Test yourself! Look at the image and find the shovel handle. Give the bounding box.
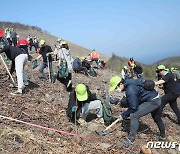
[0,54,15,84]
[104,118,120,132]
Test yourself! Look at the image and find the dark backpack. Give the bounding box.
[143,79,155,91]
[88,67,97,77]
[57,60,69,78]
[101,98,114,125]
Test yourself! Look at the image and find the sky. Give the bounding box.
[1,0,180,64]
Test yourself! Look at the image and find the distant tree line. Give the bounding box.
[106,54,156,79]
[0,21,50,34]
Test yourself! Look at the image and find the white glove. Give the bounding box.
[119,115,123,121]
[46,53,50,56]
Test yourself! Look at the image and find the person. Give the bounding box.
[109,76,165,147]
[57,38,63,49]
[53,44,59,61]
[57,41,73,91]
[0,28,7,48]
[66,83,104,125]
[28,35,34,52]
[10,29,17,46]
[99,58,106,69]
[121,66,129,79]
[0,28,5,43]
[128,58,135,78]
[17,39,31,61]
[133,64,144,81]
[155,65,180,124]
[73,57,89,76]
[90,49,99,68]
[35,39,55,83]
[86,53,92,62]
[171,67,180,82]
[82,57,91,70]
[33,36,39,51]
[0,45,29,95]
[5,28,12,45]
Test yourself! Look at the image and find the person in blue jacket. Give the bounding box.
[72,57,88,76]
[109,76,165,148]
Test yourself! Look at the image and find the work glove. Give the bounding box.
[46,53,51,56]
[72,106,77,112]
[119,115,123,121]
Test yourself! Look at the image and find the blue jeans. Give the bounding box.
[39,62,54,82]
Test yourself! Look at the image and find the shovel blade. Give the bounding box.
[96,130,106,136]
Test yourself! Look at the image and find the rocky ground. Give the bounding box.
[0,53,180,154]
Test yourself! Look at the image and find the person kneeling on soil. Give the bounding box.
[109,76,165,148]
[66,84,104,125]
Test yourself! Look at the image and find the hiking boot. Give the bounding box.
[77,118,87,125]
[121,137,134,148]
[95,117,104,125]
[10,91,22,96]
[157,135,166,141]
[24,81,29,86]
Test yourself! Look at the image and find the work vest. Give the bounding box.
[91,51,99,59]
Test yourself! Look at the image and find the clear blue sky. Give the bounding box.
[1,0,180,64]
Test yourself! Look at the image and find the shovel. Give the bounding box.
[47,57,51,83]
[96,118,120,136]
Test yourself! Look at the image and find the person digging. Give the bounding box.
[109,76,165,148]
[66,83,104,125]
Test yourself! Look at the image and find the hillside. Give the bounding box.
[0,22,180,153]
[0,56,180,153]
[153,56,180,69]
[0,21,109,61]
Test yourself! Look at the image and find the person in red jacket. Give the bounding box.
[0,28,4,38]
[0,28,6,49]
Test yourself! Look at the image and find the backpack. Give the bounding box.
[57,60,69,78]
[88,67,97,77]
[143,79,155,91]
[101,98,114,125]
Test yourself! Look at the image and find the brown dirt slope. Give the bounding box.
[0,53,180,153]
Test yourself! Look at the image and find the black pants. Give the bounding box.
[160,93,180,122]
[57,73,72,92]
[74,67,88,76]
[7,38,12,45]
[128,98,166,141]
[12,38,17,46]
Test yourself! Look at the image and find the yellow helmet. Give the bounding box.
[61,41,67,45]
[81,57,85,60]
[124,66,128,70]
[75,84,88,101]
[57,38,62,42]
[157,65,166,70]
[40,39,45,45]
[109,76,122,92]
